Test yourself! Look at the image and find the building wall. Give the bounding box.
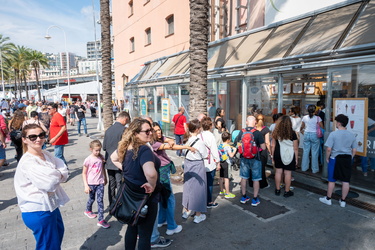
[112,0,191,102]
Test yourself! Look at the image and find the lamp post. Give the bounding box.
[92,0,103,131]
[0,48,5,98]
[45,25,71,102]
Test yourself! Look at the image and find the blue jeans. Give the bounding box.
[151,204,160,243]
[361,157,375,173]
[158,184,178,230]
[301,132,320,173]
[77,117,88,134]
[206,169,216,205]
[175,134,183,156]
[54,145,67,166]
[22,208,64,250]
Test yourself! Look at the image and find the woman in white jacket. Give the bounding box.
[200,117,221,208]
[14,124,69,250]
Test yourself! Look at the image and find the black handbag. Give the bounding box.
[109,179,150,226]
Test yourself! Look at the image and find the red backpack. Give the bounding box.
[237,128,258,159]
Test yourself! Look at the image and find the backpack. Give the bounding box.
[218,143,229,162]
[237,128,258,159]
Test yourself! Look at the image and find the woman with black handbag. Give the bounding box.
[111,118,160,250]
[9,110,25,162]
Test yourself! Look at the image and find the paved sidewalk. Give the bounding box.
[1,117,375,250]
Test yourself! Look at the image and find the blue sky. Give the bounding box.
[0,0,101,57]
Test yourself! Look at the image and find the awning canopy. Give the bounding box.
[128,0,375,86]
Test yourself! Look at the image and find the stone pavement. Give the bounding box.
[1,117,375,250]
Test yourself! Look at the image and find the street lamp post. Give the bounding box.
[92,0,103,131]
[45,25,71,102]
[0,48,5,98]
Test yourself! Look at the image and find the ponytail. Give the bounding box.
[307,105,316,119]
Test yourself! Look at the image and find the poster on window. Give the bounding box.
[161,98,170,123]
[333,98,368,156]
[139,98,148,116]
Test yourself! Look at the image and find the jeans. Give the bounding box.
[125,201,157,249]
[239,158,262,181]
[22,208,64,250]
[54,145,67,165]
[301,132,320,173]
[77,117,88,134]
[206,169,216,205]
[158,184,178,230]
[107,169,123,205]
[175,134,183,156]
[361,157,375,173]
[151,204,160,243]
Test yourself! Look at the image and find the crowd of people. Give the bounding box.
[9,97,358,249]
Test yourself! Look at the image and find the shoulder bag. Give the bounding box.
[316,117,323,138]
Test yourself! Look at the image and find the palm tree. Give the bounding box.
[9,45,30,99]
[0,34,15,97]
[28,50,49,101]
[189,0,209,118]
[100,0,113,130]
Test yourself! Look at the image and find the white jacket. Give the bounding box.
[14,151,70,212]
[200,130,220,172]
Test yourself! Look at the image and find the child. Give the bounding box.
[218,131,236,199]
[82,140,110,228]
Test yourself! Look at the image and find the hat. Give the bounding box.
[18,103,27,108]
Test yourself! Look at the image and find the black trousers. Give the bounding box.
[107,169,123,205]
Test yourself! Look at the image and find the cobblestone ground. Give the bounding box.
[1,117,375,250]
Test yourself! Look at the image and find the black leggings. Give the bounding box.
[125,201,158,250]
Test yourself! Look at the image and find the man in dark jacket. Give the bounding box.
[103,111,130,204]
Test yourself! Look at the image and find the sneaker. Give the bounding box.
[251,197,260,207]
[193,214,206,224]
[151,237,172,248]
[182,210,192,219]
[284,191,294,197]
[240,196,250,204]
[225,193,236,199]
[275,189,281,196]
[166,225,182,235]
[86,134,90,137]
[84,211,97,219]
[339,199,346,208]
[79,133,82,137]
[207,203,219,208]
[290,186,295,191]
[364,172,368,177]
[97,220,110,229]
[157,221,167,228]
[219,190,226,195]
[319,196,332,205]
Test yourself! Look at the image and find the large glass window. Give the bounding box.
[164,85,179,137]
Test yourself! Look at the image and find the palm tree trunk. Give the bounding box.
[13,70,18,100]
[189,0,209,119]
[17,72,22,99]
[34,68,42,101]
[100,0,113,130]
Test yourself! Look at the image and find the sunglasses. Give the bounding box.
[139,129,153,135]
[26,132,47,141]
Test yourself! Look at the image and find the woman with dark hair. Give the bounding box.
[111,118,160,249]
[9,110,26,161]
[14,124,69,249]
[289,106,302,141]
[151,122,195,235]
[214,108,226,132]
[300,105,323,173]
[182,119,208,224]
[271,116,298,197]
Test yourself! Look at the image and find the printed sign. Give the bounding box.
[162,98,170,123]
[333,98,368,156]
[139,98,147,116]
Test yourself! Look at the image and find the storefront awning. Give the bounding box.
[160,53,189,77]
[208,36,246,69]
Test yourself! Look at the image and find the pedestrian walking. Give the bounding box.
[75,100,89,137]
[14,124,69,250]
[82,140,110,228]
[172,107,187,157]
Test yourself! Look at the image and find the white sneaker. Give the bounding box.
[182,210,192,219]
[166,225,182,235]
[193,214,206,224]
[319,196,332,205]
[157,221,167,228]
[339,199,346,208]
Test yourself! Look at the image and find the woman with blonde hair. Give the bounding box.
[271,116,298,197]
[9,110,26,161]
[111,118,160,249]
